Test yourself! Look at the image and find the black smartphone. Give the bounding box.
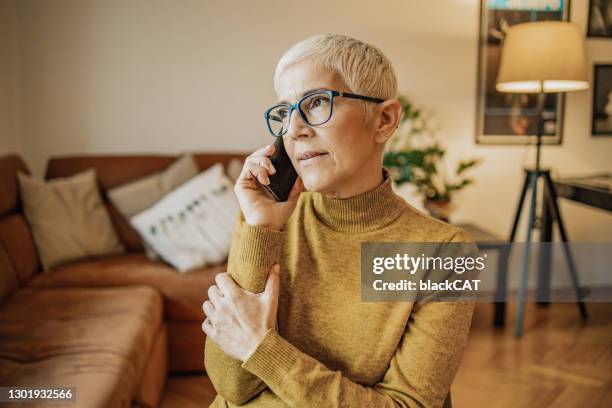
[255,136,298,202]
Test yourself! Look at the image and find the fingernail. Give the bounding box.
[274,264,280,273]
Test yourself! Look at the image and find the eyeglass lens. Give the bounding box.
[267,92,332,136]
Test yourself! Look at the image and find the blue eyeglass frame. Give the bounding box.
[264,90,385,137]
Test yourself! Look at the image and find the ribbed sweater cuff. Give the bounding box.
[238,218,286,267]
[241,328,298,387]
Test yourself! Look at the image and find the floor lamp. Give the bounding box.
[495,21,590,337]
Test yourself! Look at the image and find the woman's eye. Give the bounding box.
[308,96,329,110]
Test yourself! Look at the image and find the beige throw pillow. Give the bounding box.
[226,157,244,184]
[108,154,199,217]
[18,168,125,271]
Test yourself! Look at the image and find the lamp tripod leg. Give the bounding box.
[515,170,539,337]
[509,171,531,242]
[542,172,588,320]
[495,170,531,327]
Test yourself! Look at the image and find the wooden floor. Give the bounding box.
[159,302,612,408]
[453,301,612,408]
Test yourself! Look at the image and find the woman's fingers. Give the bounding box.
[261,156,276,174]
[234,143,284,209]
[238,144,276,185]
[249,150,276,174]
[250,143,274,159]
[202,317,215,335]
[202,299,215,318]
[237,159,264,185]
[249,163,269,185]
[245,157,274,185]
[250,155,275,175]
[208,285,224,306]
[245,144,273,167]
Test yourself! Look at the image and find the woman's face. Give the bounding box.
[275,60,384,197]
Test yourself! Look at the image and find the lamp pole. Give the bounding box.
[535,80,545,175]
[515,82,544,337]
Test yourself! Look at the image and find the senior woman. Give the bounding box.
[202,33,476,408]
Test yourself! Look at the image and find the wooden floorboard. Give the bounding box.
[160,302,612,407]
[453,301,612,408]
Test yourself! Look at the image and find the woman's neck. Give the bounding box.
[321,162,384,199]
[310,166,407,233]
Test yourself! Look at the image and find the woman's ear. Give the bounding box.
[374,98,403,143]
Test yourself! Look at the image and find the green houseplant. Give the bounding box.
[383,95,481,222]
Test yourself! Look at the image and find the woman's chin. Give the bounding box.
[300,174,331,193]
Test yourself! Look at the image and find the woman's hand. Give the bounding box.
[234,143,304,231]
[202,264,281,362]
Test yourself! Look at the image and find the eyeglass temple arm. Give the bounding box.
[336,91,385,104]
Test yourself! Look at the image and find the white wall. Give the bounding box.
[4,0,612,241]
[0,0,20,155]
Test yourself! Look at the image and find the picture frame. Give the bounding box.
[592,64,612,136]
[475,0,571,145]
[587,0,612,38]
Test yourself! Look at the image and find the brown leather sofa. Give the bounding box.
[0,152,247,407]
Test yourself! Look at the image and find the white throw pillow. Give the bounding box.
[130,163,239,273]
[108,154,200,261]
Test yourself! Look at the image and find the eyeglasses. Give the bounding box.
[264,90,385,137]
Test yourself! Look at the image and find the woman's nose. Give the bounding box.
[287,109,314,140]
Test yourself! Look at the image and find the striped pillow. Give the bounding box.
[130,163,239,272]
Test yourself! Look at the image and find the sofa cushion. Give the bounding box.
[0,213,40,283]
[0,286,163,408]
[0,154,30,216]
[0,354,134,407]
[0,243,18,303]
[17,169,126,270]
[27,252,224,321]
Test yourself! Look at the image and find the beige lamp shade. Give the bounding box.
[496,21,589,93]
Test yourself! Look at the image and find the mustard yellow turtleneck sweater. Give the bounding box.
[204,167,476,408]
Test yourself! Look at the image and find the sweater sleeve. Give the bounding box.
[204,210,286,405]
[239,229,477,408]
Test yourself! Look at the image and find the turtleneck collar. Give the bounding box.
[310,167,407,233]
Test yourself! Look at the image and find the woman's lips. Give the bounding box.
[299,152,328,166]
[297,151,326,160]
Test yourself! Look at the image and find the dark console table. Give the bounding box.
[537,173,612,303]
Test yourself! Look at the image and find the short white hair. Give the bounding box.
[273,33,398,122]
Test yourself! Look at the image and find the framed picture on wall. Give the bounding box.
[587,0,612,38]
[592,65,612,136]
[475,0,571,145]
